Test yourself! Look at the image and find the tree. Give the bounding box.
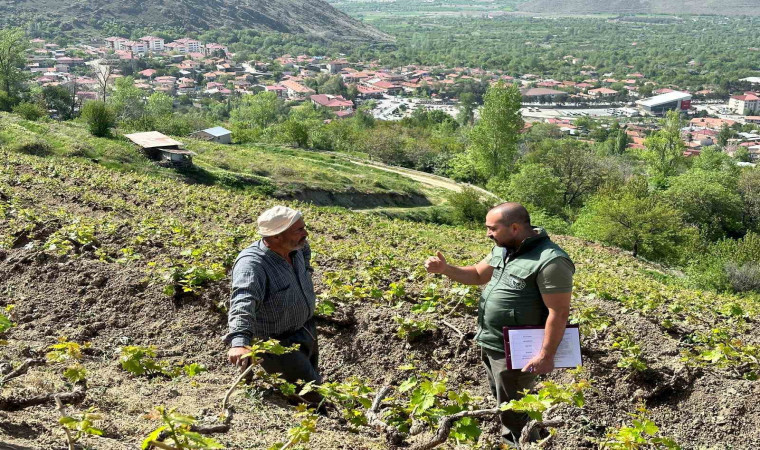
[80,101,116,137]
[0,28,28,100]
[572,179,694,262]
[739,169,760,232]
[717,123,735,147]
[457,92,476,126]
[467,82,523,180]
[526,139,615,208]
[94,61,115,102]
[109,76,145,122]
[640,110,686,184]
[692,146,739,178]
[42,84,77,120]
[230,91,282,132]
[734,146,751,163]
[664,169,744,241]
[146,92,174,118]
[493,163,563,215]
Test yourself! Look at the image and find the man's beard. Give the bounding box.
[293,238,308,250]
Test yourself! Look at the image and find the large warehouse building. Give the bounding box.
[636,91,692,116]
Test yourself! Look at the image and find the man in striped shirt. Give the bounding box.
[225,206,321,385]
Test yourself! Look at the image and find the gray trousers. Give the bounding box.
[260,320,322,385]
[481,346,537,441]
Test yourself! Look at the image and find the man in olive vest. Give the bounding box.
[424,202,574,447]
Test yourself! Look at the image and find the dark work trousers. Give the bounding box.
[260,319,322,385]
[481,346,537,442]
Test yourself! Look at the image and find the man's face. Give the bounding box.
[277,218,309,251]
[485,210,518,248]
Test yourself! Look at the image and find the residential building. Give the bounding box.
[327,59,349,74]
[521,87,568,102]
[588,87,619,97]
[205,43,229,56]
[310,94,353,112]
[729,92,760,114]
[265,85,288,99]
[280,79,316,99]
[140,36,165,52]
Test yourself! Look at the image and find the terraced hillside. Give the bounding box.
[0,113,441,210]
[1,123,759,449]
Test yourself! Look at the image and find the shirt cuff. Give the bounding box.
[230,335,251,348]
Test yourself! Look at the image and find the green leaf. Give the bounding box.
[182,363,207,377]
[59,416,78,426]
[63,365,87,383]
[141,426,167,450]
[398,376,418,393]
[0,313,14,333]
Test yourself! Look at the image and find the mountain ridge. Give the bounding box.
[0,0,391,42]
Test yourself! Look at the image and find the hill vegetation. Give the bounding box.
[0,0,390,42]
[517,0,760,16]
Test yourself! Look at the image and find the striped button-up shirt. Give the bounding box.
[225,240,316,347]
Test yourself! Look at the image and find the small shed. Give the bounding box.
[124,131,194,168]
[190,126,232,144]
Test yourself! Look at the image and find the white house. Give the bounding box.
[140,36,165,52]
[173,38,202,54]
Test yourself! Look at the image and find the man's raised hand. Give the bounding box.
[424,251,448,274]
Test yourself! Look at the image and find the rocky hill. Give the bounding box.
[517,0,760,16]
[0,0,390,41]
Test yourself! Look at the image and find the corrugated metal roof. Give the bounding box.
[636,91,691,108]
[124,131,183,149]
[201,126,232,137]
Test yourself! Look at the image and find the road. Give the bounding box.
[333,153,501,200]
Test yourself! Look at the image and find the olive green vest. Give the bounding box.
[475,228,574,352]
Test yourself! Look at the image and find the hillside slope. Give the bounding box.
[517,0,760,16]
[0,0,390,41]
[1,124,760,448]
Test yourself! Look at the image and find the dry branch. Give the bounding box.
[518,406,564,447]
[409,408,500,450]
[0,383,86,411]
[0,358,45,385]
[366,386,407,446]
[441,320,464,337]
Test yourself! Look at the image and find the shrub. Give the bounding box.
[12,102,46,121]
[447,187,491,226]
[80,101,116,137]
[725,262,760,293]
[688,232,760,292]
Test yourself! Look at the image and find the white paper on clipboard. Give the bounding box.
[504,325,582,370]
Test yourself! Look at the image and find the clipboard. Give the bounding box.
[503,324,582,370]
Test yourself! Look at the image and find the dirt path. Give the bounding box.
[330,152,502,200]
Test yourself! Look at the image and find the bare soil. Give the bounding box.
[1,241,759,450]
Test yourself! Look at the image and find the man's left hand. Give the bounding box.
[522,352,555,375]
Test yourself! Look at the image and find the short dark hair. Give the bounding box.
[491,202,531,226]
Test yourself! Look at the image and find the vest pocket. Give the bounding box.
[484,306,516,330]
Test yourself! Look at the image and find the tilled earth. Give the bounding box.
[1,245,759,450]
